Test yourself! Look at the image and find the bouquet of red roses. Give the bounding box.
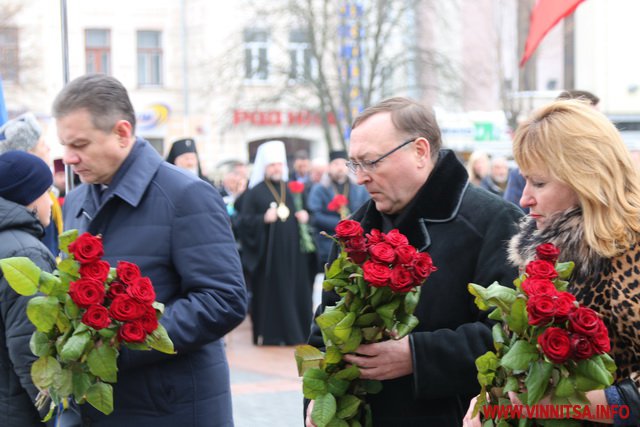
[468,243,615,426]
[295,219,436,427]
[0,230,174,419]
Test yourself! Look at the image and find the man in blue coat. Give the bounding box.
[55,74,248,427]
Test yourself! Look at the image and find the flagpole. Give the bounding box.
[60,0,74,193]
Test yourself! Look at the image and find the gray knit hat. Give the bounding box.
[0,112,42,154]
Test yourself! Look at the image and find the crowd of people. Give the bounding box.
[1,73,639,427]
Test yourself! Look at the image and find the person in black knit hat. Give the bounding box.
[0,150,57,427]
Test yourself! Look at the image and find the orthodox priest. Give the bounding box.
[237,140,314,345]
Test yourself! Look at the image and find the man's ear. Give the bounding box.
[113,120,133,146]
[414,137,432,166]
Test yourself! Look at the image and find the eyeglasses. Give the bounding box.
[346,138,416,174]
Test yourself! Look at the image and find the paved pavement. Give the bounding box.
[226,318,304,427]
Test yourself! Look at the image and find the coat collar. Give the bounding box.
[72,138,164,219]
[354,149,469,251]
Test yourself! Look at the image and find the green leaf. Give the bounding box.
[334,312,356,343]
[369,286,392,308]
[506,298,528,336]
[57,258,80,278]
[324,278,348,292]
[575,358,614,387]
[29,331,52,357]
[375,299,401,329]
[395,313,419,338]
[555,261,575,280]
[31,356,62,389]
[87,345,118,383]
[58,229,79,255]
[360,379,382,394]
[60,332,91,362]
[361,326,382,342]
[152,300,165,314]
[327,419,349,427]
[325,346,342,365]
[504,376,520,393]
[349,420,362,427]
[475,351,499,374]
[336,394,361,419]
[72,371,93,400]
[492,323,506,350]
[599,352,617,375]
[56,312,72,334]
[54,368,74,398]
[26,296,60,332]
[327,377,350,397]
[403,289,421,314]
[354,313,380,327]
[317,309,347,332]
[85,382,113,415]
[312,393,337,427]
[340,327,362,353]
[39,271,68,297]
[64,295,80,319]
[334,366,360,381]
[98,327,117,339]
[525,361,553,404]
[0,257,41,295]
[554,376,575,398]
[146,323,175,354]
[295,345,326,376]
[488,307,503,321]
[303,368,329,399]
[500,340,539,371]
[468,282,517,313]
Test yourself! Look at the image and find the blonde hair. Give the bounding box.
[513,100,640,257]
[465,150,490,184]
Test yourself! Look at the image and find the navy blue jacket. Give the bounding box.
[63,139,248,426]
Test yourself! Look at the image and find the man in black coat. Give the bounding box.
[305,97,523,426]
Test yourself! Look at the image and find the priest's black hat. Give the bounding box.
[329,150,348,162]
[166,138,198,165]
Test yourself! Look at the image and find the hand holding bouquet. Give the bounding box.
[0,230,174,419]
[295,220,436,427]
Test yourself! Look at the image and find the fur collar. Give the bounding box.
[508,207,608,283]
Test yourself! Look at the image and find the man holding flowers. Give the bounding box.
[305,97,523,426]
[55,74,248,426]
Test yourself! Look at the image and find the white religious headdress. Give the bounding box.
[248,140,289,189]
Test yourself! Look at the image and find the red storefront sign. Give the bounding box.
[233,110,336,126]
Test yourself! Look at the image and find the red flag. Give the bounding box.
[520,0,585,67]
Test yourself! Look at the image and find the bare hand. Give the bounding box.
[305,400,317,427]
[462,395,483,427]
[295,209,309,224]
[264,206,277,223]
[342,336,413,380]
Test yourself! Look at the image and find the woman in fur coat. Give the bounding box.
[464,100,640,426]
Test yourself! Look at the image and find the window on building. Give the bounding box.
[85,29,111,75]
[288,29,316,82]
[0,27,19,82]
[244,29,269,82]
[137,31,163,86]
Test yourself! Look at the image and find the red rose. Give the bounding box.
[568,307,603,337]
[591,323,611,354]
[394,245,417,266]
[117,261,142,286]
[68,232,104,264]
[525,260,558,280]
[389,265,415,293]
[538,327,572,364]
[384,229,409,247]
[82,305,112,330]
[118,321,147,343]
[107,282,127,300]
[369,243,396,264]
[344,236,367,264]
[521,278,558,297]
[335,220,363,239]
[140,306,159,334]
[366,229,385,245]
[328,194,348,212]
[411,252,437,282]
[109,295,146,321]
[571,334,596,360]
[327,200,337,211]
[362,260,392,288]
[126,277,157,304]
[288,181,305,194]
[79,260,111,283]
[346,249,367,264]
[553,292,577,322]
[526,294,556,326]
[69,278,106,308]
[536,243,560,264]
